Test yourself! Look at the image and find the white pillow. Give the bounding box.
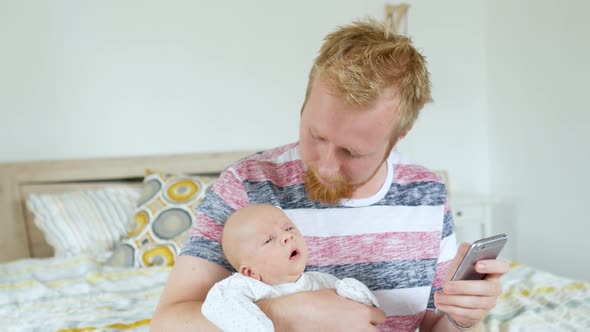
[26,187,140,257]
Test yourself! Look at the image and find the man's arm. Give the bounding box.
[150,255,231,332]
[255,271,385,331]
[152,256,385,332]
[257,289,386,332]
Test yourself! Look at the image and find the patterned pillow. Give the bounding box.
[26,187,141,257]
[107,173,215,268]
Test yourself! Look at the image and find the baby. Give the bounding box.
[201,204,380,332]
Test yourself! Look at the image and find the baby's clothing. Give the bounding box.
[202,271,379,332]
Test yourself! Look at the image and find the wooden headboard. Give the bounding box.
[0,151,255,263]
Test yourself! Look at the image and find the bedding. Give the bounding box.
[0,255,169,332]
[26,187,141,257]
[1,258,588,331]
[484,262,590,331]
[107,173,214,268]
[6,169,589,331]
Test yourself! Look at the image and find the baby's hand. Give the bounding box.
[336,278,380,308]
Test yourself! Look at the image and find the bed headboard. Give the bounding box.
[0,151,255,263]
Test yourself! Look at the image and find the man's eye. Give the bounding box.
[264,237,273,244]
[312,134,325,142]
[346,150,362,158]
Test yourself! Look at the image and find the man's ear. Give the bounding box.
[398,127,411,141]
[239,265,262,281]
[390,126,413,149]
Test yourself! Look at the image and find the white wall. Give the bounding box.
[0,0,490,196]
[3,0,586,280]
[396,1,489,194]
[487,1,590,280]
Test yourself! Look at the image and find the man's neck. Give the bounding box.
[351,160,388,199]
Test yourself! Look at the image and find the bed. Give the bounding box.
[0,152,588,331]
[0,151,253,331]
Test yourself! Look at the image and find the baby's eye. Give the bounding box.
[264,236,273,244]
[286,226,294,231]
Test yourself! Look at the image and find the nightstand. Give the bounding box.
[449,192,492,244]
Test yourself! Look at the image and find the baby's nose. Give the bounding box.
[282,233,294,244]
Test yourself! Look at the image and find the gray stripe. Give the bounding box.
[244,181,330,209]
[428,287,442,309]
[179,236,234,272]
[378,182,447,207]
[243,181,447,209]
[305,259,437,291]
[442,211,454,239]
[195,187,236,225]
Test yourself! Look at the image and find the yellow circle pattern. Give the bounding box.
[127,211,149,237]
[142,246,175,267]
[166,179,200,203]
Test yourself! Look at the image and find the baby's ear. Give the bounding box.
[239,265,261,281]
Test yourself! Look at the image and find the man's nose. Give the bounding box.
[317,144,340,179]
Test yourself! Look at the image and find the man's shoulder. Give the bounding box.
[233,142,301,165]
[226,142,303,180]
[389,151,445,186]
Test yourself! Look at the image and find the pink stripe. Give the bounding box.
[432,260,451,288]
[379,312,424,332]
[210,171,249,210]
[233,159,305,187]
[394,164,442,185]
[305,232,441,266]
[189,213,223,242]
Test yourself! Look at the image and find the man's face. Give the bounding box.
[299,77,398,204]
[242,207,308,285]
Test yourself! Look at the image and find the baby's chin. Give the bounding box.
[293,256,308,275]
[270,264,307,285]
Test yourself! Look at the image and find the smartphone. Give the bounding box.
[451,233,508,281]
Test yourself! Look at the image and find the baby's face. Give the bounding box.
[240,207,308,285]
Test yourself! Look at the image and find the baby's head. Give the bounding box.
[222,204,308,285]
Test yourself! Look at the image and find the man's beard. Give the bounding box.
[303,169,354,206]
[303,139,395,206]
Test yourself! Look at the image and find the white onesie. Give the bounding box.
[201,271,380,332]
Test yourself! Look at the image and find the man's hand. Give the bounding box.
[257,288,386,332]
[434,243,510,328]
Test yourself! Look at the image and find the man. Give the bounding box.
[151,18,508,331]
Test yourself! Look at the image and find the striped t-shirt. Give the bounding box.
[180,142,457,331]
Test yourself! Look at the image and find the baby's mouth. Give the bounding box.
[289,249,300,260]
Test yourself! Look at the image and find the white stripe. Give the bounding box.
[374,286,430,316]
[266,144,301,164]
[439,233,458,263]
[285,205,444,237]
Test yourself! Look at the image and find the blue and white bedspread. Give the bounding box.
[484,262,590,331]
[0,255,170,332]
